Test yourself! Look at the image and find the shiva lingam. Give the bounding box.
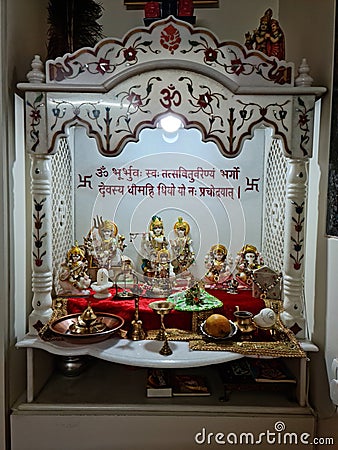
[233,306,256,336]
[148,300,175,356]
[68,303,107,334]
[91,268,113,299]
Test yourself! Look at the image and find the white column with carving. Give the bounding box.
[280,158,307,337]
[29,154,53,334]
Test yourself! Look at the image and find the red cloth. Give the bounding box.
[66,289,265,331]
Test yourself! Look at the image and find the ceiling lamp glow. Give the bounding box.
[159,115,183,133]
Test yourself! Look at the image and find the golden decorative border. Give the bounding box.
[38,298,69,341]
[42,297,304,357]
[146,328,201,341]
[188,322,306,358]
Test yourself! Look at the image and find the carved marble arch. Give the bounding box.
[19,16,326,337]
[23,16,324,159]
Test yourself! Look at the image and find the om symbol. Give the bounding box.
[160,84,182,109]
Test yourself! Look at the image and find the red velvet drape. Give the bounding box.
[66,289,265,331]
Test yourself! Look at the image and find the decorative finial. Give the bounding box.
[295,58,313,87]
[26,55,45,84]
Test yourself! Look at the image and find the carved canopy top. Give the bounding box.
[46,16,294,90]
[20,17,326,158]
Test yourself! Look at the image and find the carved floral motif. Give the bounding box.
[290,201,304,270]
[27,93,44,152]
[46,17,294,87]
[296,97,314,156]
[49,40,158,82]
[33,198,47,267]
[47,73,295,157]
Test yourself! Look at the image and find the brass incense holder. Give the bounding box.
[50,308,124,344]
[69,304,107,334]
[148,301,175,356]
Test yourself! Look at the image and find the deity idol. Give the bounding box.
[58,242,91,296]
[244,8,285,60]
[235,244,263,287]
[204,244,232,286]
[86,216,126,279]
[141,215,168,278]
[265,18,285,60]
[170,216,195,276]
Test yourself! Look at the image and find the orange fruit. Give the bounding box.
[204,314,231,338]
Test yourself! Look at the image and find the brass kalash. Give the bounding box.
[68,303,107,334]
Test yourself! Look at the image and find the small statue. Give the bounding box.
[178,0,194,16]
[245,8,285,60]
[58,242,91,296]
[235,244,263,287]
[170,216,195,276]
[204,244,232,286]
[141,215,168,277]
[144,1,160,18]
[86,216,126,279]
[266,18,285,60]
[155,248,171,279]
[143,248,171,297]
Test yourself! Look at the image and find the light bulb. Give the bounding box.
[159,115,182,133]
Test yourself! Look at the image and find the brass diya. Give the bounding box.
[148,300,175,356]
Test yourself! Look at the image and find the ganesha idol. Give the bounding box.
[235,244,264,288]
[204,244,233,288]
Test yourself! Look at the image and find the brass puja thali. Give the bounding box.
[50,304,124,344]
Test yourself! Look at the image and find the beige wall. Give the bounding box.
[4,2,49,448]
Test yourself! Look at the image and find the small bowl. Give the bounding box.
[50,313,124,344]
[200,319,238,341]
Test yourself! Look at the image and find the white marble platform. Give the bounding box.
[16,335,318,369]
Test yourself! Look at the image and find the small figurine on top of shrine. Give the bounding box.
[58,242,91,296]
[144,1,160,18]
[204,244,232,287]
[170,216,195,276]
[235,244,264,288]
[265,18,285,60]
[244,8,285,60]
[178,0,194,17]
[86,216,126,279]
